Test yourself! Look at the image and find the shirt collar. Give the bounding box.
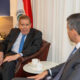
[76,42,80,49]
[20,32,27,36]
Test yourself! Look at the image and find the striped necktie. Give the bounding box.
[18,35,26,53]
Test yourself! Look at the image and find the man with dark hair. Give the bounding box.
[13,13,80,80]
[0,15,42,80]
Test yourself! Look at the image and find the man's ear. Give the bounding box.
[72,29,78,36]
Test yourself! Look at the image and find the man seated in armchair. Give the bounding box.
[0,15,42,80]
[13,13,80,80]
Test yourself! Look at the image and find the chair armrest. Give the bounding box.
[18,40,50,64]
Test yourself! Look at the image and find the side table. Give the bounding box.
[23,61,58,74]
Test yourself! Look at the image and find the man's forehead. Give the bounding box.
[20,18,29,21]
[19,19,30,23]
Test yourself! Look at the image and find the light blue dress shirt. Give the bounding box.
[11,32,27,56]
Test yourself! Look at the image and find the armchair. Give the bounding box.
[15,40,50,77]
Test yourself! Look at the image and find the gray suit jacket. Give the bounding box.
[50,48,80,80]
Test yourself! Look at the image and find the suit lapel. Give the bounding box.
[9,29,20,49]
[62,48,80,73]
[12,30,20,43]
[67,48,80,62]
[23,29,34,49]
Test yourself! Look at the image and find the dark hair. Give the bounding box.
[19,15,31,24]
[67,13,80,35]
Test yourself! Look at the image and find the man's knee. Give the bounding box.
[1,61,17,80]
[2,61,16,69]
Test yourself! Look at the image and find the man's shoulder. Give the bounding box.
[30,28,42,34]
[10,28,20,32]
[11,28,19,31]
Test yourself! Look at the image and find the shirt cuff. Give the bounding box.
[48,69,52,76]
[19,53,23,56]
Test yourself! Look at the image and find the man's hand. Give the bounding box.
[0,52,4,65]
[3,54,21,63]
[28,71,48,80]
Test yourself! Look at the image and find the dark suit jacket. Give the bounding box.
[0,28,42,57]
[50,48,80,80]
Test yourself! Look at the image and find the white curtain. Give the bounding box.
[31,0,80,64]
[10,0,80,63]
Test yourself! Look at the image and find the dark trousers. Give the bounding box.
[12,78,34,80]
[0,52,17,80]
[12,76,52,80]
[0,60,17,80]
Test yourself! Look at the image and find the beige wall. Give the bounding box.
[10,0,17,27]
